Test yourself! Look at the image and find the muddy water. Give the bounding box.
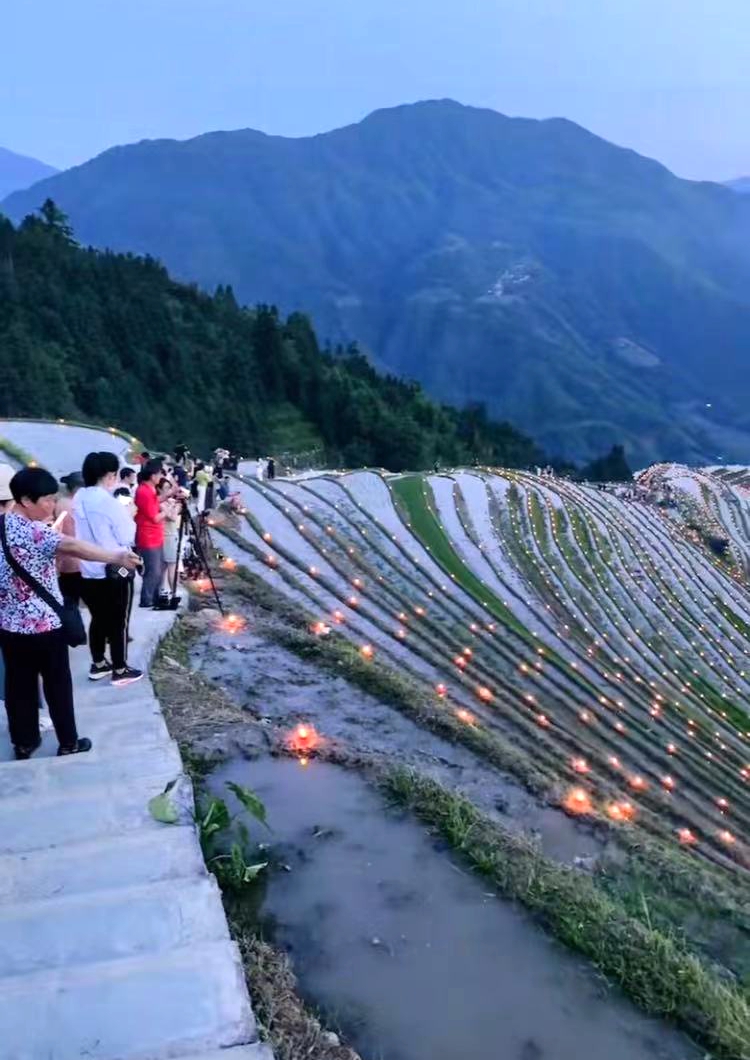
[214,756,698,1060]
[193,628,603,864]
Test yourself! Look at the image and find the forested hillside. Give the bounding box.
[7,100,750,464]
[0,205,541,471]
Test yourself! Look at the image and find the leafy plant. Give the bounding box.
[149,776,269,892]
[197,782,269,892]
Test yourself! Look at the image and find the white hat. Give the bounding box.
[0,463,14,503]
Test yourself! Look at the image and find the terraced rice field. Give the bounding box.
[216,464,750,875]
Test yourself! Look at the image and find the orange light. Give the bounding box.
[564,787,592,815]
[262,532,272,543]
[629,775,647,791]
[477,686,493,703]
[535,713,551,729]
[463,647,473,657]
[614,721,626,734]
[608,755,621,769]
[661,775,675,791]
[414,606,426,616]
[666,743,677,755]
[333,610,345,624]
[348,596,359,607]
[571,757,589,774]
[265,554,277,567]
[395,627,407,639]
[453,656,467,670]
[352,578,363,589]
[195,577,211,593]
[717,797,729,812]
[607,801,635,822]
[678,827,697,846]
[220,613,246,634]
[435,683,448,697]
[719,829,736,846]
[308,566,318,576]
[288,723,320,754]
[360,644,374,659]
[578,710,592,724]
[456,708,477,726]
[310,621,331,636]
[220,557,237,571]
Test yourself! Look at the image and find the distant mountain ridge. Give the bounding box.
[726,177,750,194]
[4,99,750,464]
[0,146,57,200]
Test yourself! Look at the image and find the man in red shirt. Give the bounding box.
[134,459,165,607]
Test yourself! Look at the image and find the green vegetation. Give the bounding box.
[385,768,750,1059]
[6,100,750,464]
[0,204,540,471]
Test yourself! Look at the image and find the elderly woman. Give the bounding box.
[0,466,140,760]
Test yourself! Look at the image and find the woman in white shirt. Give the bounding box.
[74,451,143,686]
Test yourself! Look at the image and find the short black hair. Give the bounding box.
[113,487,131,498]
[140,451,151,460]
[119,466,135,481]
[82,451,120,487]
[142,458,163,481]
[11,466,59,503]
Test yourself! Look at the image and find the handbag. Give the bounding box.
[0,515,87,648]
[79,496,136,581]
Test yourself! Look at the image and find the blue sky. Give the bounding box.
[2,0,749,179]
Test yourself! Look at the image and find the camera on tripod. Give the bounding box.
[153,495,223,613]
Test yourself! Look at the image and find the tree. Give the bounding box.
[37,199,76,244]
[584,444,633,483]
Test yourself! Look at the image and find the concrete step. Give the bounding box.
[0,826,206,905]
[0,738,183,800]
[0,939,257,1060]
[0,706,170,762]
[0,775,194,855]
[0,876,229,978]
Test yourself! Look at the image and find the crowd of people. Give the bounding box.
[0,444,240,763]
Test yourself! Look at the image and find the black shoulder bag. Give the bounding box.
[0,515,87,647]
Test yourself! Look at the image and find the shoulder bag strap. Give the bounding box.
[0,514,65,620]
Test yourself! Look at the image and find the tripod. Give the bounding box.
[169,499,224,614]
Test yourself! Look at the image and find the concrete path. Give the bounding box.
[0,606,270,1060]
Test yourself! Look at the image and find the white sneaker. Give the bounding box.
[39,714,54,733]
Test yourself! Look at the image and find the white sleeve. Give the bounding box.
[111,495,135,547]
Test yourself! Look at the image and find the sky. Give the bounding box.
[2,0,749,180]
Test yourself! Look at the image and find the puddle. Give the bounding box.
[193,626,603,864]
[213,756,698,1060]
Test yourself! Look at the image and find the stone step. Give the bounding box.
[0,706,170,762]
[0,737,183,800]
[0,775,194,855]
[0,939,257,1060]
[0,876,228,978]
[0,826,206,905]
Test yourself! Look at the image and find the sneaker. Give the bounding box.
[14,739,42,761]
[112,666,144,687]
[89,660,113,681]
[57,737,92,757]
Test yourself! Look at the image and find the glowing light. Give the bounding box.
[456,708,477,726]
[288,723,320,755]
[564,787,592,815]
[395,627,407,639]
[308,566,318,576]
[220,557,237,571]
[608,755,621,770]
[219,613,246,634]
[347,596,359,607]
[265,554,277,567]
[716,797,729,812]
[195,577,211,593]
[614,721,626,734]
[463,647,473,657]
[453,656,467,670]
[360,644,374,659]
[435,683,448,697]
[661,775,675,791]
[578,710,592,724]
[628,775,647,791]
[607,801,635,822]
[310,621,331,637]
[718,829,736,846]
[571,757,589,775]
[477,686,493,703]
[352,578,363,589]
[678,827,697,846]
[666,743,677,755]
[535,713,551,729]
[414,606,426,616]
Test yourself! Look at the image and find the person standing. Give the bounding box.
[55,471,84,607]
[0,464,15,706]
[158,477,181,598]
[266,457,276,481]
[119,466,137,495]
[76,452,143,686]
[135,458,166,608]
[0,466,140,759]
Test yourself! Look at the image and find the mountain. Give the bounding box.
[0,146,57,200]
[0,209,541,470]
[4,100,750,465]
[726,177,750,194]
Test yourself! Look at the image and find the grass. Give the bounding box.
[384,768,750,1060]
[0,436,37,467]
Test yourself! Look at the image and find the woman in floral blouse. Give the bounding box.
[0,466,140,760]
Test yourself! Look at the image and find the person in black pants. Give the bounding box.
[0,467,141,759]
[75,452,144,686]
